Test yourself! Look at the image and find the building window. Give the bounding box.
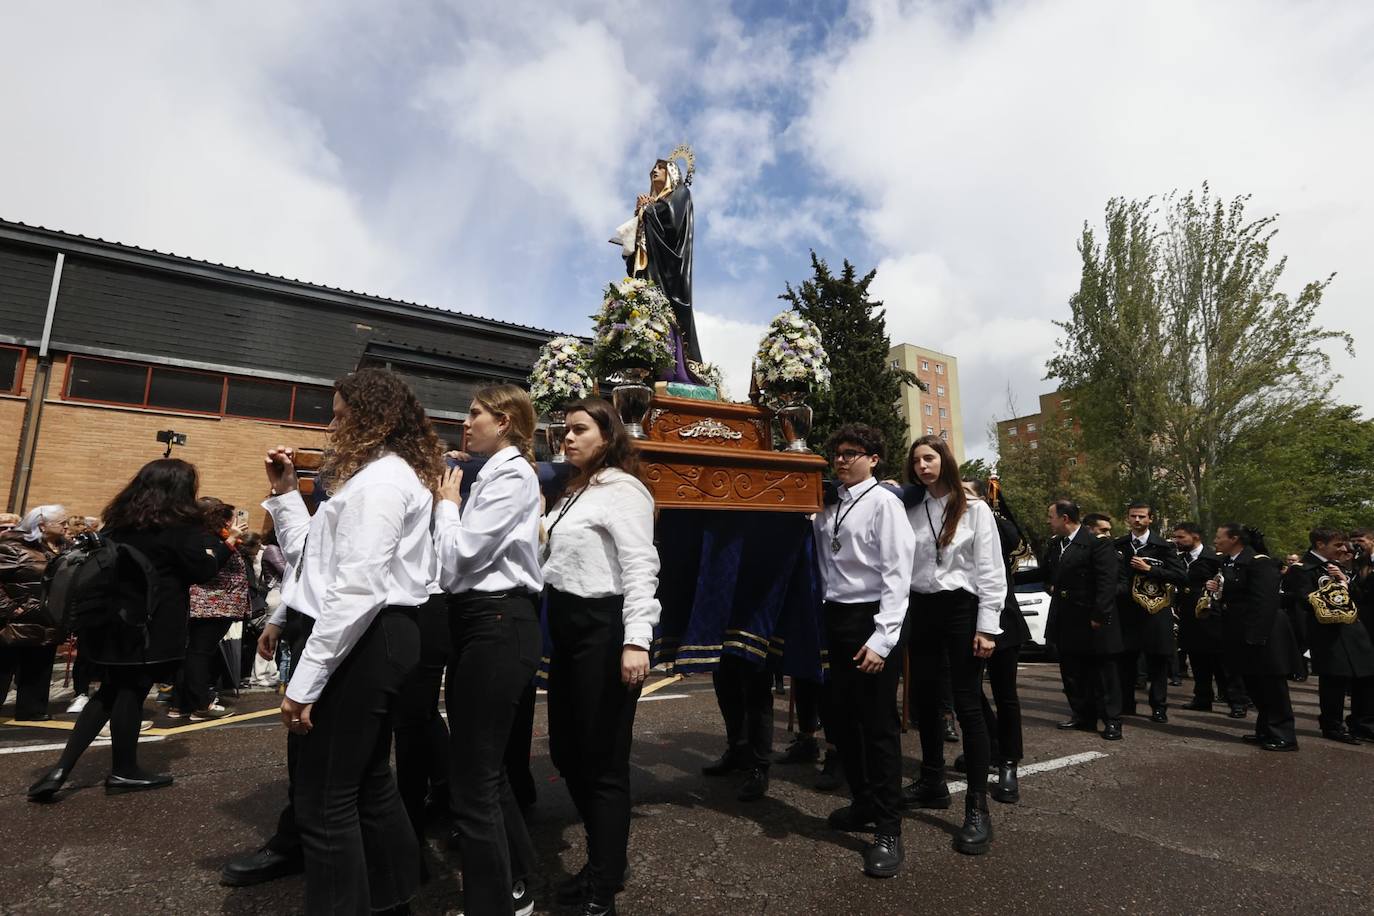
[890,359,900,370]
[926,426,934,435]
[147,366,225,414]
[924,404,933,415]
[939,407,948,418]
[921,360,929,371]
[226,377,294,421]
[1029,440,1039,450]
[940,429,948,439]
[1008,426,1018,436]
[66,356,149,405]
[936,364,944,375]
[290,385,334,425]
[936,385,945,397]
[1064,418,1073,428]
[432,419,467,451]
[1068,456,1077,466]
[1026,422,1038,433]
[0,344,23,394]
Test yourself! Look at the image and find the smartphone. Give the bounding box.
[234,508,249,527]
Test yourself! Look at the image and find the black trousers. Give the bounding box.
[295,606,420,916]
[1317,675,1374,733]
[505,682,538,810]
[1119,649,1169,712]
[794,677,831,739]
[548,589,640,900]
[447,592,540,916]
[55,663,156,776]
[980,643,1023,762]
[909,590,991,794]
[394,596,453,842]
[177,617,232,713]
[711,653,774,770]
[1059,652,1122,727]
[266,608,315,857]
[0,643,57,719]
[1189,651,1248,710]
[72,650,101,697]
[1243,674,1296,744]
[824,600,903,835]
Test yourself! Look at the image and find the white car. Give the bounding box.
[1011,554,1051,655]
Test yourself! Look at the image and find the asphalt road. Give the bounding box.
[2,664,1370,915]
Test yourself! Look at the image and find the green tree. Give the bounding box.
[992,395,1099,554]
[959,457,993,481]
[1049,185,1352,530]
[779,253,918,473]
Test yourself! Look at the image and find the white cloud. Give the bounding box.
[798,0,1374,459]
[695,307,768,399]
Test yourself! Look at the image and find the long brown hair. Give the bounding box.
[473,384,538,469]
[561,397,641,492]
[906,434,967,549]
[102,458,203,531]
[322,368,444,492]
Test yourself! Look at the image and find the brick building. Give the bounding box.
[889,343,964,463]
[995,389,1083,464]
[1,219,560,527]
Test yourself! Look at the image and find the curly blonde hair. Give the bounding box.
[321,369,444,491]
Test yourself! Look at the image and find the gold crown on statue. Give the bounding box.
[664,144,695,186]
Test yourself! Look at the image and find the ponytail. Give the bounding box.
[473,384,538,471]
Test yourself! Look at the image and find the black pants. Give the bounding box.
[294,606,420,915]
[505,682,538,811]
[394,596,452,842]
[824,600,903,835]
[177,618,232,713]
[1243,674,1296,744]
[794,677,831,739]
[711,653,774,770]
[1189,651,1248,710]
[0,643,57,719]
[1120,649,1169,713]
[548,589,640,900]
[1060,652,1122,727]
[447,592,540,916]
[72,650,101,697]
[54,663,155,776]
[909,590,991,794]
[1317,675,1374,733]
[266,608,316,857]
[981,643,1023,762]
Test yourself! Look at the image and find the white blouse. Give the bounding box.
[541,468,661,649]
[907,491,1006,635]
[434,446,543,595]
[264,453,435,704]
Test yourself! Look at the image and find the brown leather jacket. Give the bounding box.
[0,530,62,647]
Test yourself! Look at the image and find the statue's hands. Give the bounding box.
[636,193,651,210]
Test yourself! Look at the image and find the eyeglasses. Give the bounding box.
[832,449,870,463]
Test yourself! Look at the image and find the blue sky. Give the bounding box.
[2,0,1370,460]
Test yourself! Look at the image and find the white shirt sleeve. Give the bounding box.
[433,467,530,589]
[605,484,661,649]
[971,503,1007,636]
[286,482,407,705]
[263,489,312,569]
[863,497,916,659]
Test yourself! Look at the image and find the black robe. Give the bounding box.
[625,183,700,364]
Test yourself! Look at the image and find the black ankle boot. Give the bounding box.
[900,766,950,809]
[992,760,1020,804]
[954,791,993,855]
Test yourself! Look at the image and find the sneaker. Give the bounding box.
[513,879,534,916]
[66,694,90,714]
[165,709,188,719]
[190,707,231,722]
[98,720,153,739]
[155,685,173,704]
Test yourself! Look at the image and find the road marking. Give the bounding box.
[0,736,167,756]
[1,708,280,737]
[642,674,684,696]
[943,750,1107,794]
[638,693,691,703]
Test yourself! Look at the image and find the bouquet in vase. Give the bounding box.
[529,336,593,415]
[589,277,677,377]
[754,310,831,398]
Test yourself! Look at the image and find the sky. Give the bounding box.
[2,0,1370,460]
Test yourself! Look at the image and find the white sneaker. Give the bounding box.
[66,694,90,714]
[98,720,152,738]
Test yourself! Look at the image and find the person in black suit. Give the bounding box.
[1112,503,1186,723]
[1210,524,1299,751]
[1351,528,1374,736]
[1042,499,1124,740]
[1171,522,1247,718]
[1282,528,1374,744]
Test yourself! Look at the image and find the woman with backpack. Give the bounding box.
[28,459,230,802]
[0,504,68,722]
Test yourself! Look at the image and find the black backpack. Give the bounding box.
[45,533,160,642]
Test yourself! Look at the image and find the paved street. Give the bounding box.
[2,664,1371,915]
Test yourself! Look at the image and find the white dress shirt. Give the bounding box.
[264,453,436,705]
[434,446,543,594]
[813,477,916,659]
[541,468,661,649]
[907,491,1006,636]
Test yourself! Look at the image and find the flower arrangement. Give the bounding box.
[589,277,677,376]
[754,310,831,395]
[528,336,593,415]
[695,361,728,399]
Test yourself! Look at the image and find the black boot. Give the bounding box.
[900,766,951,809]
[863,833,903,878]
[815,749,843,791]
[27,766,68,803]
[701,750,739,777]
[991,760,1019,804]
[772,733,820,765]
[954,791,993,855]
[737,767,769,802]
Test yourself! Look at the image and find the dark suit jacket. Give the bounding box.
[1043,525,1120,656]
[1113,532,1186,655]
[1283,552,1374,678]
[1220,547,1297,676]
[993,514,1032,649]
[1176,545,1223,654]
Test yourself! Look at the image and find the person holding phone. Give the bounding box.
[433,383,543,916]
[260,368,441,914]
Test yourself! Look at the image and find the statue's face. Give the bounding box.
[650,162,667,188]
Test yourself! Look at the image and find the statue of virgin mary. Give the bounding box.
[611,146,702,384]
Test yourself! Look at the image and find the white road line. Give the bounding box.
[638,693,690,703]
[943,750,1107,794]
[0,736,166,756]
